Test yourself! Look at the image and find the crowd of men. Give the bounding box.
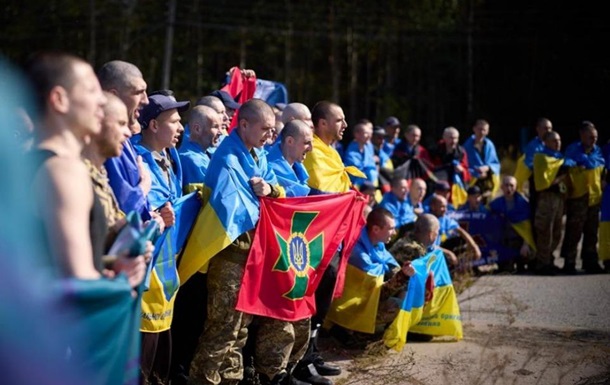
[12,51,610,385]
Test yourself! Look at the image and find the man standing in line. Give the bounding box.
[187,99,284,385]
[299,101,365,385]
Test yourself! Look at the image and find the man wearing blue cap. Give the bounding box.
[133,93,190,385]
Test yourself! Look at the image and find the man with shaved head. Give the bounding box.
[560,121,605,274]
[82,92,132,239]
[179,105,223,187]
[196,95,230,134]
[250,119,313,384]
[281,102,314,129]
[432,126,471,208]
[98,60,159,225]
[428,194,481,265]
[97,60,149,133]
[531,131,572,275]
[186,99,284,385]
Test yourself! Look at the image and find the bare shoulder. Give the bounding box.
[33,156,93,207]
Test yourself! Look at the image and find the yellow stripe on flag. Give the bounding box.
[514,154,531,193]
[600,222,610,262]
[326,264,383,334]
[511,220,536,252]
[178,203,233,282]
[409,285,463,339]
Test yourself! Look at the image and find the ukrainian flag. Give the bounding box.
[533,148,568,191]
[513,154,531,193]
[451,173,468,209]
[565,142,605,206]
[384,248,462,351]
[600,184,610,262]
[303,134,365,193]
[326,229,399,334]
[177,130,282,283]
[464,136,501,197]
[489,193,536,251]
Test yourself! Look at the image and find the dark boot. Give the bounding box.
[292,363,332,385]
[308,327,341,376]
[561,263,577,275]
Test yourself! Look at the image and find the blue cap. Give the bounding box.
[209,90,241,110]
[138,94,190,129]
[384,116,401,127]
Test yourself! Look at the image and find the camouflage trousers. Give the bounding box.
[560,194,600,266]
[254,317,310,379]
[534,191,564,268]
[189,254,251,385]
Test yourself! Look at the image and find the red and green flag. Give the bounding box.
[236,191,366,321]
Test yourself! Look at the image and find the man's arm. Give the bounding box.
[105,152,151,220]
[456,227,482,259]
[35,158,100,279]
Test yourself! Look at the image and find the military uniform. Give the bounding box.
[560,142,605,272]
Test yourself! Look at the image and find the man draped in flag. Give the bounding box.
[560,121,605,274]
[247,119,315,384]
[326,208,415,345]
[184,99,284,385]
[343,121,379,188]
[489,176,536,273]
[431,127,471,209]
[532,131,574,275]
[299,101,366,384]
[514,117,553,212]
[600,143,610,273]
[463,119,501,203]
[134,93,200,384]
[385,214,463,349]
[391,124,435,184]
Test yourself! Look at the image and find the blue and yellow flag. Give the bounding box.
[384,248,462,351]
[489,193,536,251]
[451,173,468,209]
[326,228,399,334]
[564,142,605,206]
[178,130,283,283]
[533,148,567,191]
[141,192,200,332]
[303,135,365,194]
[600,183,610,262]
[464,136,501,197]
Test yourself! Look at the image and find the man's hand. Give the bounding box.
[401,260,415,277]
[471,243,482,260]
[250,177,271,197]
[137,155,152,196]
[455,164,464,173]
[112,254,147,290]
[149,211,166,233]
[159,202,175,227]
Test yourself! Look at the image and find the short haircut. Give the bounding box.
[366,207,394,231]
[311,101,338,128]
[281,102,310,124]
[414,214,440,235]
[352,121,369,135]
[443,126,459,138]
[189,105,216,129]
[391,176,407,188]
[280,119,308,141]
[196,95,222,108]
[543,130,559,142]
[580,120,596,133]
[473,118,489,127]
[238,98,273,125]
[149,89,175,98]
[405,124,420,135]
[97,60,143,91]
[22,51,87,115]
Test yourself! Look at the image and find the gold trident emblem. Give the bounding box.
[291,238,304,268]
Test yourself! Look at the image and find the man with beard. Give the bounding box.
[432,127,471,209]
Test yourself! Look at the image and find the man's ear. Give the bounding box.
[48,85,70,114]
[149,119,158,133]
[107,88,119,97]
[285,136,295,146]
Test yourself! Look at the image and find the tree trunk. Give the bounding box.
[162,0,177,90]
